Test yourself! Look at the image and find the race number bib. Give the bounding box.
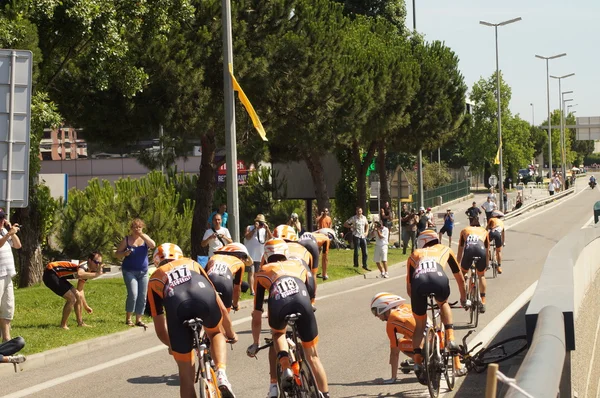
[466,234,481,246]
[273,277,299,299]
[208,262,229,277]
[414,258,439,279]
[164,266,192,296]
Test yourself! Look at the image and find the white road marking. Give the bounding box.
[584,314,600,397]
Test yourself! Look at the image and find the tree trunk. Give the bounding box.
[13,202,44,287]
[191,132,217,259]
[304,151,330,213]
[377,141,391,205]
[351,140,377,213]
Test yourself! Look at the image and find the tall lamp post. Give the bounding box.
[480,17,521,212]
[567,104,578,115]
[530,103,535,125]
[562,94,574,175]
[550,73,574,182]
[412,0,425,208]
[536,53,567,179]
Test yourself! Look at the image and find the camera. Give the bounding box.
[258,221,265,227]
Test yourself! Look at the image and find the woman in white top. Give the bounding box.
[373,221,390,278]
[244,214,272,295]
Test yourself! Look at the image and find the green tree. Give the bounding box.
[333,0,407,32]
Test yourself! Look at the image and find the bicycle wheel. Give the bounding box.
[276,363,297,398]
[492,259,498,278]
[473,335,528,373]
[423,328,441,398]
[443,352,456,391]
[468,275,479,328]
[299,359,320,398]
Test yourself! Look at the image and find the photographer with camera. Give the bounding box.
[401,208,418,255]
[438,209,454,246]
[316,208,332,229]
[0,208,21,342]
[244,214,272,296]
[372,220,390,278]
[202,213,233,257]
[287,212,302,237]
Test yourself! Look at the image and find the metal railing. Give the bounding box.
[504,186,574,221]
[410,179,470,209]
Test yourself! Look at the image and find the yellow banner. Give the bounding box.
[494,142,502,165]
[229,64,267,141]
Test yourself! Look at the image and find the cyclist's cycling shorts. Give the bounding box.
[298,239,319,272]
[489,230,502,248]
[164,273,223,361]
[43,269,74,297]
[460,243,487,273]
[208,269,235,309]
[410,272,450,317]
[268,276,318,347]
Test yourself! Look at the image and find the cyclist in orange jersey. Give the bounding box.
[302,230,332,280]
[206,243,253,312]
[43,252,104,329]
[406,230,467,382]
[247,238,329,398]
[486,213,505,274]
[147,243,237,398]
[370,292,416,384]
[457,226,490,313]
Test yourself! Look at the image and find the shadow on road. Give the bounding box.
[450,303,529,397]
[330,378,426,398]
[127,373,179,386]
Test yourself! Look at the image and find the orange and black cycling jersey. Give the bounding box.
[312,232,330,253]
[458,227,489,250]
[406,244,461,286]
[205,254,245,285]
[487,218,504,232]
[46,261,88,279]
[147,258,211,317]
[286,242,315,270]
[254,260,309,311]
[386,304,416,347]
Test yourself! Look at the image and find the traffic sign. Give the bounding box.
[0,49,32,212]
[489,175,498,187]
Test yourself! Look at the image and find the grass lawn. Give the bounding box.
[11,244,410,355]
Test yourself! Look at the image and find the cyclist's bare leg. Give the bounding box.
[479,273,487,304]
[248,268,256,295]
[268,345,277,382]
[175,358,196,398]
[206,328,227,369]
[411,317,426,359]
[438,302,455,342]
[303,344,329,394]
[60,289,78,329]
[496,248,502,266]
[273,331,291,370]
[321,252,328,278]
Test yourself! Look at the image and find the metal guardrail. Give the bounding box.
[505,306,566,398]
[504,186,574,221]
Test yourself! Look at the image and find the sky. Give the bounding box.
[406,0,599,124]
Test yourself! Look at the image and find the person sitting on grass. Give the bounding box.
[42,252,104,329]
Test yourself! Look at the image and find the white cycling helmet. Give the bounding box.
[262,238,289,263]
[153,243,184,267]
[214,242,250,257]
[371,292,406,316]
[417,229,439,249]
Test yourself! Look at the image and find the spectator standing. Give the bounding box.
[0,209,20,342]
[115,218,156,328]
[316,208,332,229]
[548,179,555,196]
[425,207,436,231]
[202,213,233,256]
[207,203,228,228]
[373,221,390,278]
[406,209,418,254]
[244,214,272,296]
[438,209,455,246]
[381,202,392,229]
[465,201,482,227]
[416,207,428,235]
[400,204,410,251]
[488,187,497,203]
[503,191,508,212]
[481,197,497,222]
[287,213,302,236]
[344,207,370,271]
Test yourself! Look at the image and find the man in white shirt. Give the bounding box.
[548,179,555,196]
[481,197,497,223]
[201,213,232,256]
[0,209,21,342]
[244,214,272,296]
[373,221,390,278]
[344,207,370,271]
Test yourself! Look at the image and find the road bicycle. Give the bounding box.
[421,294,457,398]
[457,330,528,373]
[466,257,482,328]
[183,318,221,398]
[256,313,320,398]
[488,241,498,278]
[0,336,26,372]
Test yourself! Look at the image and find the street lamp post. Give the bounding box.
[480,17,521,212]
[567,104,578,115]
[562,94,574,175]
[412,0,425,208]
[536,53,567,179]
[530,103,535,125]
[550,73,574,182]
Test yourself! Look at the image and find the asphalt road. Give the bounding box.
[4,177,599,398]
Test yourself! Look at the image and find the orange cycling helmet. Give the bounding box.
[371,292,406,316]
[273,225,298,242]
[263,238,289,263]
[417,229,439,249]
[153,243,184,267]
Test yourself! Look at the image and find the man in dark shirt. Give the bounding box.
[465,202,482,226]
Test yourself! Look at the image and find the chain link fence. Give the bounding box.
[408,179,471,209]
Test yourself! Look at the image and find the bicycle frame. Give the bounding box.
[184,318,219,398]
